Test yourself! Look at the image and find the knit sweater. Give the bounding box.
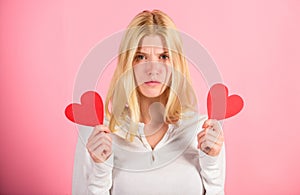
[72,113,225,195]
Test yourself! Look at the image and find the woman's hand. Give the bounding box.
[197,119,224,156]
[86,125,112,163]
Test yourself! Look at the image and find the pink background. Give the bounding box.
[1,0,300,194]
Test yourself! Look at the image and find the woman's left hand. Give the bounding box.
[197,119,224,156]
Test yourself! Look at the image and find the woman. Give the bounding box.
[72,10,225,195]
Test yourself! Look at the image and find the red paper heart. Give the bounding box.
[207,83,244,120]
[65,91,104,126]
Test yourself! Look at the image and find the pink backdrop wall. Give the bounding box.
[1,0,300,194]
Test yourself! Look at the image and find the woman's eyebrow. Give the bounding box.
[135,51,169,55]
[135,51,147,54]
[156,51,169,55]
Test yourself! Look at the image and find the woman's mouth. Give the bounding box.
[144,81,161,86]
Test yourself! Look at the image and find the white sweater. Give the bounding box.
[72,113,225,195]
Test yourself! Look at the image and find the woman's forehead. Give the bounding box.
[138,35,168,52]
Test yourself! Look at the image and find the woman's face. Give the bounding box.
[133,35,172,98]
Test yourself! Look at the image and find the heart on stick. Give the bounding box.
[65,91,104,126]
[207,83,244,120]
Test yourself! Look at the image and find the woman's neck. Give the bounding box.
[139,94,168,138]
[139,94,166,125]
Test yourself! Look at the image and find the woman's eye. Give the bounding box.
[136,54,146,60]
[160,54,169,60]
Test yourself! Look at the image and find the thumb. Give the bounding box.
[95,125,111,133]
[202,119,211,128]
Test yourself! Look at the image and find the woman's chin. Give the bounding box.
[141,92,162,98]
[138,90,163,98]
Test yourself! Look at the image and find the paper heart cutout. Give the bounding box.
[207,83,244,120]
[65,91,104,126]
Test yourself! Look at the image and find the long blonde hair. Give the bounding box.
[105,10,197,141]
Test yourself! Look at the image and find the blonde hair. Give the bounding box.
[105,10,197,141]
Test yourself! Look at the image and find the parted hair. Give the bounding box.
[105,10,197,142]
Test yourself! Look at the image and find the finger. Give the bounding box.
[202,119,214,128]
[95,125,111,133]
[204,139,216,149]
[90,152,102,163]
[207,138,224,151]
[88,138,112,153]
[206,128,220,137]
[88,125,111,142]
[103,143,112,156]
[200,140,213,152]
[198,133,223,149]
[205,134,218,143]
[206,129,221,140]
[89,143,111,160]
[197,127,223,149]
[210,142,222,156]
[209,121,222,133]
[211,141,222,150]
[197,130,206,140]
[207,128,224,143]
[90,148,106,162]
[87,132,111,149]
[203,128,224,143]
[91,137,112,152]
[96,143,111,155]
[91,131,112,143]
[205,134,223,146]
[200,137,223,156]
[93,144,112,161]
[87,134,112,151]
[198,135,208,149]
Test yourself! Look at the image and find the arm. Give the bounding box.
[199,144,225,195]
[72,125,113,195]
[87,154,114,195]
[197,119,226,195]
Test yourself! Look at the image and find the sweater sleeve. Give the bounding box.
[72,125,114,195]
[199,144,226,195]
[87,154,114,195]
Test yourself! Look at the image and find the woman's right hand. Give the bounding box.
[86,125,112,163]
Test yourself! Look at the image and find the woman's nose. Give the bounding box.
[146,62,160,76]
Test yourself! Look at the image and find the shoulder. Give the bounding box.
[104,116,132,140]
[179,111,208,130]
[167,111,208,137]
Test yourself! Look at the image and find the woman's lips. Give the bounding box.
[144,81,161,86]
